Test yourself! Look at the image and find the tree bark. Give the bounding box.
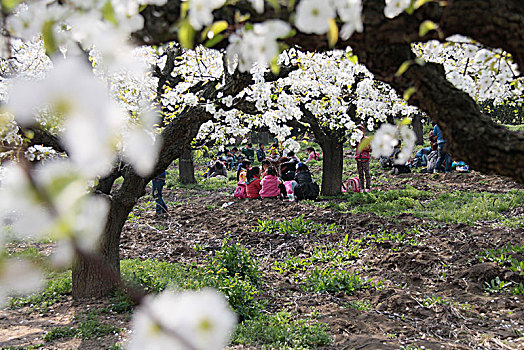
[412,114,424,146]
[318,138,344,196]
[179,146,196,184]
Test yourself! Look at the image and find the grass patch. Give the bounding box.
[43,310,121,341]
[9,271,72,313]
[121,239,263,320]
[232,311,332,349]
[415,190,524,225]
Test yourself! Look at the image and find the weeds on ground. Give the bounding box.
[477,244,524,276]
[255,215,337,236]
[232,311,332,349]
[273,242,361,274]
[304,267,378,294]
[121,239,263,320]
[345,299,373,311]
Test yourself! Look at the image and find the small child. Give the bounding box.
[237,160,251,183]
[355,125,372,192]
[245,167,262,199]
[152,171,168,215]
[260,166,281,199]
[305,147,319,163]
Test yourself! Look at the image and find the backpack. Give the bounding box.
[234,183,247,199]
[347,177,361,193]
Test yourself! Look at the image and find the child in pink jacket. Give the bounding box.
[260,166,281,199]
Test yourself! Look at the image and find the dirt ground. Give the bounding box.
[1,170,523,350]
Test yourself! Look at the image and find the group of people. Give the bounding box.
[233,145,320,201]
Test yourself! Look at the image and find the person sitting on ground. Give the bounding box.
[355,125,373,192]
[245,167,262,199]
[433,123,451,173]
[241,143,255,162]
[260,159,271,178]
[237,160,251,183]
[152,171,168,216]
[287,150,300,163]
[379,141,401,168]
[305,146,319,163]
[256,143,266,163]
[260,166,281,199]
[292,163,319,201]
[279,156,297,181]
[208,160,227,178]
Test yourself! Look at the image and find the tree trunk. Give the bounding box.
[319,139,344,196]
[72,190,138,298]
[179,147,196,184]
[413,114,424,146]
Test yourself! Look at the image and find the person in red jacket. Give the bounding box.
[245,167,262,199]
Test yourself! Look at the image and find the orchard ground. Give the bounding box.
[2,151,524,350]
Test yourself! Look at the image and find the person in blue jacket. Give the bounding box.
[433,124,451,173]
[152,171,168,215]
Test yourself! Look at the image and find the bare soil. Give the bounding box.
[1,171,523,350]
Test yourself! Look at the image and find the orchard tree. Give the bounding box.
[133,0,524,183]
[1,0,523,348]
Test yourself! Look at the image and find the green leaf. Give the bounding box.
[415,0,433,9]
[270,55,280,75]
[348,54,358,64]
[395,60,412,77]
[101,0,118,26]
[204,34,224,48]
[201,20,229,41]
[419,20,437,37]
[179,19,195,49]
[42,20,57,55]
[328,18,338,48]
[400,117,412,125]
[1,0,22,12]
[180,1,189,18]
[267,0,281,11]
[403,87,416,101]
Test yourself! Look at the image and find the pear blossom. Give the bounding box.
[188,0,227,30]
[384,0,411,19]
[128,288,237,350]
[295,0,335,35]
[0,259,44,306]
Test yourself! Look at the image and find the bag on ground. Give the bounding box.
[234,182,247,199]
[347,177,361,193]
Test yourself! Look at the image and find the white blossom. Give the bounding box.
[0,259,44,306]
[188,0,226,30]
[384,0,411,19]
[128,289,237,350]
[295,0,335,35]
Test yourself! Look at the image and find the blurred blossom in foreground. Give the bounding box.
[8,56,125,178]
[0,160,109,263]
[128,288,237,350]
[0,258,44,306]
[371,123,415,164]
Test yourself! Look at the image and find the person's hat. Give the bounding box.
[296,162,304,169]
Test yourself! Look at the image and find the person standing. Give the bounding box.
[355,125,372,192]
[152,171,168,216]
[433,123,451,173]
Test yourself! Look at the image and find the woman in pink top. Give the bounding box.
[305,147,319,163]
[259,166,281,198]
[354,125,372,192]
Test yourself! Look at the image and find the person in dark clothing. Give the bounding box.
[292,163,319,201]
[256,144,266,162]
[152,171,168,215]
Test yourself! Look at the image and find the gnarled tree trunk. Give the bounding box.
[179,146,196,184]
[318,139,344,196]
